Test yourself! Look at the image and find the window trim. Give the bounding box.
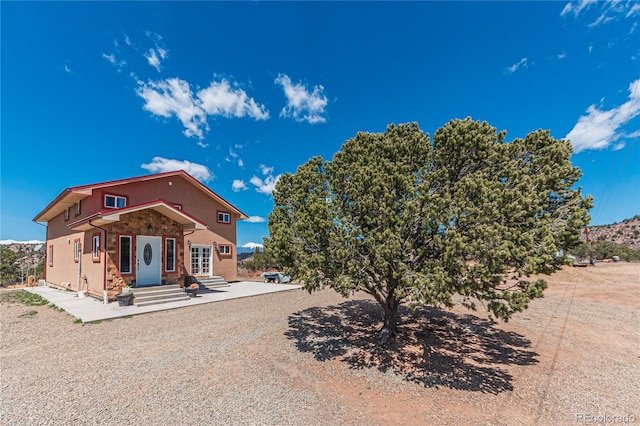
[92,234,101,262]
[218,244,232,256]
[118,234,133,275]
[74,238,81,263]
[217,211,231,224]
[48,245,54,267]
[74,201,82,216]
[164,237,176,272]
[104,193,128,209]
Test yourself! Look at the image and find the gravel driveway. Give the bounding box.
[1,263,638,425]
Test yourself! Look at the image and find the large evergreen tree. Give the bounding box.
[266,118,592,344]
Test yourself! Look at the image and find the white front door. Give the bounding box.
[136,236,162,286]
[190,245,212,277]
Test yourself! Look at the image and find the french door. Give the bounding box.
[190,245,212,276]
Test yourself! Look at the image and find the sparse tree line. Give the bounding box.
[0,248,45,286]
[240,247,277,272]
[571,240,640,262]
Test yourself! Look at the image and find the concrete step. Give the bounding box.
[130,285,190,307]
[193,276,229,290]
[135,294,191,307]
[130,284,181,293]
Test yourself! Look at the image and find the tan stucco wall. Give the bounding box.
[44,231,104,297]
[187,229,238,281]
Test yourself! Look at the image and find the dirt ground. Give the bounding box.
[1,263,638,425]
[282,263,639,425]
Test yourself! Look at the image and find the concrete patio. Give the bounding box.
[24,281,302,323]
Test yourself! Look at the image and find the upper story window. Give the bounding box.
[218,244,231,255]
[74,201,81,216]
[64,207,70,221]
[104,194,127,209]
[217,212,231,224]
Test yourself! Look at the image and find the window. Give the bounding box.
[74,201,81,216]
[165,238,176,272]
[74,239,81,263]
[173,203,182,210]
[92,234,100,261]
[218,244,231,255]
[119,236,132,274]
[48,245,53,266]
[104,194,127,209]
[64,207,70,221]
[217,212,231,223]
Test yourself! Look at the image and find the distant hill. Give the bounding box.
[237,252,254,262]
[584,216,640,250]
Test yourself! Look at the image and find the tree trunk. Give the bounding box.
[377,297,400,345]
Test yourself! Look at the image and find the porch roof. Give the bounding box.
[67,199,208,231]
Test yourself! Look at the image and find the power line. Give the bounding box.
[592,78,640,225]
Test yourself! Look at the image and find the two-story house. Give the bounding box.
[33,170,248,301]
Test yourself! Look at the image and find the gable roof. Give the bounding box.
[67,199,208,231]
[33,170,249,223]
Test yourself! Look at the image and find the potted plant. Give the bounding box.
[185,283,199,297]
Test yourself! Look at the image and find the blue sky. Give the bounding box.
[1,1,639,247]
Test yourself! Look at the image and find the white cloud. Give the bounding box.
[103,53,116,64]
[141,157,214,182]
[275,74,328,124]
[238,159,244,167]
[561,0,639,26]
[566,78,640,153]
[627,3,640,18]
[136,77,269,141]
[560,0,596,17]
[245,216,266,223]
[136,78,269,139]
[137,78,208,139]
[241,242,264,249]
[64,63,71,73]
[505,58,528,74]
[102,53,126,72]
[250,174,281,195]
[612,142,626,151]
[142,32,168,72]
[259,164,274,175]
[232,179,248,192]
[145,49,162,72]
[198,79,269,120]
[557,53,567,60]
